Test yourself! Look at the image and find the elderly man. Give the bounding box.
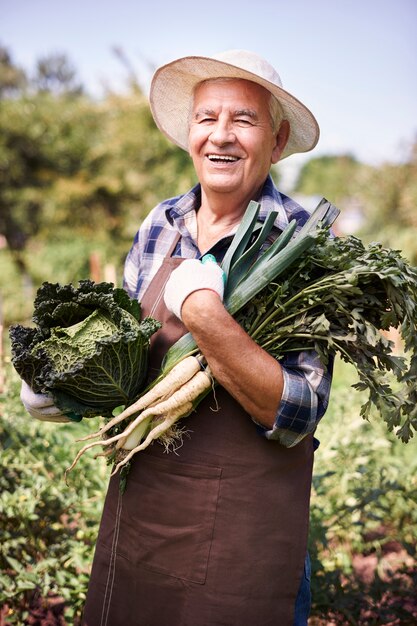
[23,50,333,626]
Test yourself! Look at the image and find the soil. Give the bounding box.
[0,595,77,626]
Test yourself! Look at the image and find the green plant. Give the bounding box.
[309,359,417,624]
[0,366,108,623]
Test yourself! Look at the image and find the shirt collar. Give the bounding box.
[165,174,293,236]
[165,183,201,223]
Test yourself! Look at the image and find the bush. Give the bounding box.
[0,365,107,624]
[310,360,417,624]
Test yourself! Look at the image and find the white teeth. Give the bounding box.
[207,154,238,162]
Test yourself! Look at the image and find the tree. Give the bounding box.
[0,85,196,284]
[33,53,83,96]
[292,146,417,262]
[358,141,417,263]
[293,154,364,205]
[0,45,27,97]
[0,92,102,276]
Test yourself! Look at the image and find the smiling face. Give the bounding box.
[188,78,287,207]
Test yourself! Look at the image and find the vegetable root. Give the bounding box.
[116,368,212,450]
[118,354,203,418]
[111,401,194,475]
[65,363,213,479]
[120,415,152,451]
[65,428,127,477]
[66,402,166,474]
[76,355,203,443]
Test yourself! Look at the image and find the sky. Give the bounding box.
[2,0,417,185]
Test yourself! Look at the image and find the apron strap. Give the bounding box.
[166,231,182,258]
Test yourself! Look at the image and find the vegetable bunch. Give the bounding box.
[74,197,417,476]
[236,229,417,444]
[11,197,417,482]
[9,280,161,419]
[66,199,341,476]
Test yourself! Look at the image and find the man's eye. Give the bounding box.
[236,118,253,126]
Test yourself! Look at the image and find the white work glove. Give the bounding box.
[20,380,72,423]
[164,255,226,320]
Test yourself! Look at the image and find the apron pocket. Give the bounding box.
[113,454,222,584]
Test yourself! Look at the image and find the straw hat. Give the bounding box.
[149,49,320,161]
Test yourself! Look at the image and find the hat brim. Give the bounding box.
[149,55,320,160]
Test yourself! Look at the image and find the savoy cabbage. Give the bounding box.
[9,280,161,419]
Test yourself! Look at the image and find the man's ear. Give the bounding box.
[271,120,290,164]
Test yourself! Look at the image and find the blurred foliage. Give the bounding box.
[0,46,27,97]
[34,53,84,96]
[357,144,417,265]
[294,153,365,206]
[0,93,103,252]
[0,365,108,624]
[0,84,196,253]
[310,360,417,623]
[293,146,417,264]
[0,44,83,97]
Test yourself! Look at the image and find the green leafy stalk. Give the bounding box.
[162,198,339,372]
[163,198,417,444]
[235,231,417,442]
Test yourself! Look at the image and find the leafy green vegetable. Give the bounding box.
[9,280,161,418]
[162,199,416,445]
[235,228,417,443]
[162,198,339,370]
[64,200,342,474]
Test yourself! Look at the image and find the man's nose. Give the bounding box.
[209,120,236,145]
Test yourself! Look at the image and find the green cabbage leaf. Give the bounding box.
[9,280,161,419]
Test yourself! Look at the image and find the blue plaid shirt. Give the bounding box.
[124,175,332,447]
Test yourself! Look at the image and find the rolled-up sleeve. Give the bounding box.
[258,350,333,447]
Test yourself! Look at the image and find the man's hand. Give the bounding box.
[165,256,283,426]
[20,381,72,423]
[164,256,225,320]
[181,290,283,426]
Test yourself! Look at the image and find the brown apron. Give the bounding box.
[82,235,314,626]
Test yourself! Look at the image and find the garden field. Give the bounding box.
[1,353,416,625]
